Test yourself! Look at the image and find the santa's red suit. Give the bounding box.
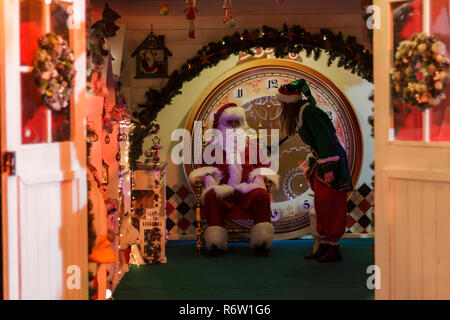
[188,104,279,256]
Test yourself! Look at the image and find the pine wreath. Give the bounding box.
[32,33,76,111]
[392,33,450,111]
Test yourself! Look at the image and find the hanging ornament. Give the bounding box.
[222,0,235,28]
[104,134,110,144]
[151,136,163,165]
[87,130,99,143]
[144,149,153,158]
[116,152,121,161]
[185,0,198,39]
[160,0,169,16]
[90,60,108,97]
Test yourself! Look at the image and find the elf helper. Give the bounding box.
[188,103,279,257]
[276,79,353,263]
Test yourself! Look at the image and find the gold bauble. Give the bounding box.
[427,64,436,74]
[405,66,413,75]
[417,43,427,54]
[434,81,443,90]
[435,54,444,63]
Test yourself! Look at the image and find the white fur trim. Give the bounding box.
[189,166,223,185]
[317,155,340,164]
[200,184,235,204]
[250,222,274,249]
[248,167,279,190]
[218,106,248,129]
[306,152,317,161]
[275,92,302,104]
[308,209,321,239]
[204,226,228,250]
[296,103,309,130]
[235,182,265,194]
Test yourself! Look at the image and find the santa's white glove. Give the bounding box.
[203,175,217,189]
[253,176,267,190]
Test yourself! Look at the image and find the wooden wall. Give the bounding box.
[90,0,374,240]
[91,0,371,109]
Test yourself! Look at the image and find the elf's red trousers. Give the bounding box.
[203,188,271,227]
[310,173,348,242]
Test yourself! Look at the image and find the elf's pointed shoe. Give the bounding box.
[318,244,342,263]
[304,243,329,260]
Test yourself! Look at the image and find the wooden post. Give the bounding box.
[195,180,202,253]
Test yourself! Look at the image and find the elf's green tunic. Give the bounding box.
[297,103,353,192]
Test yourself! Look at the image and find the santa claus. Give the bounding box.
[188,103,279,257]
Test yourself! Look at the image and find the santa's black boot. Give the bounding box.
[254,245,270,257]
[318,244,342,263]
[251,222,273,257]
[204,226,227,257]
[208,245,225,257]
[304,243,329,260]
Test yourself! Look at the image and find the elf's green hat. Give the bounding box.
[275,79,316,106]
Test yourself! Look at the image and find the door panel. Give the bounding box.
[1,0,87,299]
[385,170,450,299]
[375,0,450,300]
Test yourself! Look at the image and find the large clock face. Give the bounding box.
[184,59,363,239]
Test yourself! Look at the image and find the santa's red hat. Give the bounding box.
[212,103,248,129]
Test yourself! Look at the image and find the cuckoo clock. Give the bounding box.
[131,32,172,78]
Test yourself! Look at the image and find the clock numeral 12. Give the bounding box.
[267,79,279,89]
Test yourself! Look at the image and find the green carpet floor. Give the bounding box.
[113,239,374,300]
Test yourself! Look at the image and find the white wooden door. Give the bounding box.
[0,0,88,299]
[374,0,450,299]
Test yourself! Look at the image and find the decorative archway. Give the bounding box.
[128,24,373,169]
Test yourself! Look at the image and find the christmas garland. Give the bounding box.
[86,128,97,300]
[392,33,450,111]
[129,24,374,170]
[32,33,76,111]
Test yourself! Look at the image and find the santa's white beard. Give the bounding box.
[217,125,247,153]
[217,125,247,186]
